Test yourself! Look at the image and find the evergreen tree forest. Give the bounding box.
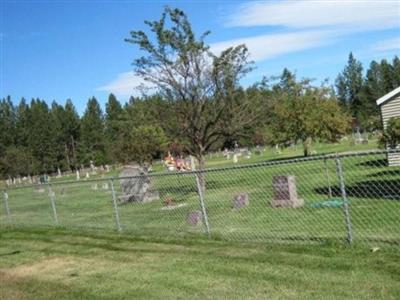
[0,54,399,178]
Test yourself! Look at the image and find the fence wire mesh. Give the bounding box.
[1,150,399,246]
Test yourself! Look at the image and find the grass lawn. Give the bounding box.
[1,228,400,300]
[2,145,399,246]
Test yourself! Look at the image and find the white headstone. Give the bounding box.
[86,172,90,179]
[76,170,80,180]
[90,161,96,174]
[190,156,196,171]
[57,167,62,178]
[233,154,238,164]
[102,182,109,190]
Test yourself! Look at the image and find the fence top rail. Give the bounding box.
[3,148,399,191]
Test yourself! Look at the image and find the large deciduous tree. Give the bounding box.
[125,7,258,178]
[268,72,350,156]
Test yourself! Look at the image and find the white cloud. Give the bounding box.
[371,37,400,52]
[218,1,399,62]
[96,71,153,98]
[227,0,400,31]
[211,30,337,61]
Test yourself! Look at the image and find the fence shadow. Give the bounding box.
[367,170,400,177]
[355,158,387,167]
[315,178,400,200]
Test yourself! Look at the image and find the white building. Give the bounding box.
[376,86,400,166]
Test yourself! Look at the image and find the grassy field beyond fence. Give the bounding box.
[1,149,399,247]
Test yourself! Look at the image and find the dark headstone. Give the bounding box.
[187,211,202,226]
[233,193,249,209]
[270,175,303,208]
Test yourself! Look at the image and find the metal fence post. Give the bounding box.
[335,154,353,244]
[110,179,122,232]
[323,157,333,199]
[2,190,11,223]
[48,184,59,225]
[194,172,211,238]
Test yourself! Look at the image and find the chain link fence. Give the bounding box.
[1,150,399,246]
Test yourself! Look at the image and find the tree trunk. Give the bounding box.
[65,143,71,170]
[303,137,312,157]
[197,155,206,195]
[70,135,77,167]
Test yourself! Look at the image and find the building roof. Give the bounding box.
[376,86,400,106]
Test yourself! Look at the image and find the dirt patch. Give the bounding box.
[0,256,104,282]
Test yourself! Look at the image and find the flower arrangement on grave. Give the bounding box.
[164,197,174,206]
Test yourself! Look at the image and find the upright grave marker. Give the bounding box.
[270,175,303,208]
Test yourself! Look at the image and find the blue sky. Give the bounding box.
[1,0,399,114]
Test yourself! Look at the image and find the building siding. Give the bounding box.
[380,94,400,166]
[381,95,400,128]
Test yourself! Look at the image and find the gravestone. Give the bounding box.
[90,160,96,174]
[233,193,249,209]
[233,154,238,164]
[187,211,202,226]
[118,166,159,204]
[102,182,109,190]
[76,170,80,181]
[275,144,282,154]
[270,175,304,208]
[57,168,62,178]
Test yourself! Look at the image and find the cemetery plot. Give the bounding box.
[1,151,399,245]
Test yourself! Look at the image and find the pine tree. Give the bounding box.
[79,97,106,165]
[28,99,59,174]
[0,96,16,156]
[15,98,30,147]
[63,100,80,169]
[392,56,400,86]
[105,94,123,138]
[335,52,363,115]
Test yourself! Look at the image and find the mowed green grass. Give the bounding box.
[1,228,400,300]
[1,139,399,246]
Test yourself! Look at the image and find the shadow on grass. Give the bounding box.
[355,158,387,167]
[367,170,400,177]
[315,179,400,200]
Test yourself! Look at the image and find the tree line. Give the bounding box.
[1,7,399,178]
[336,53,400,129]
[1,54,397,178]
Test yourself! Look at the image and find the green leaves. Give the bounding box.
[380,117,400,149]
[126,7,256,162]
